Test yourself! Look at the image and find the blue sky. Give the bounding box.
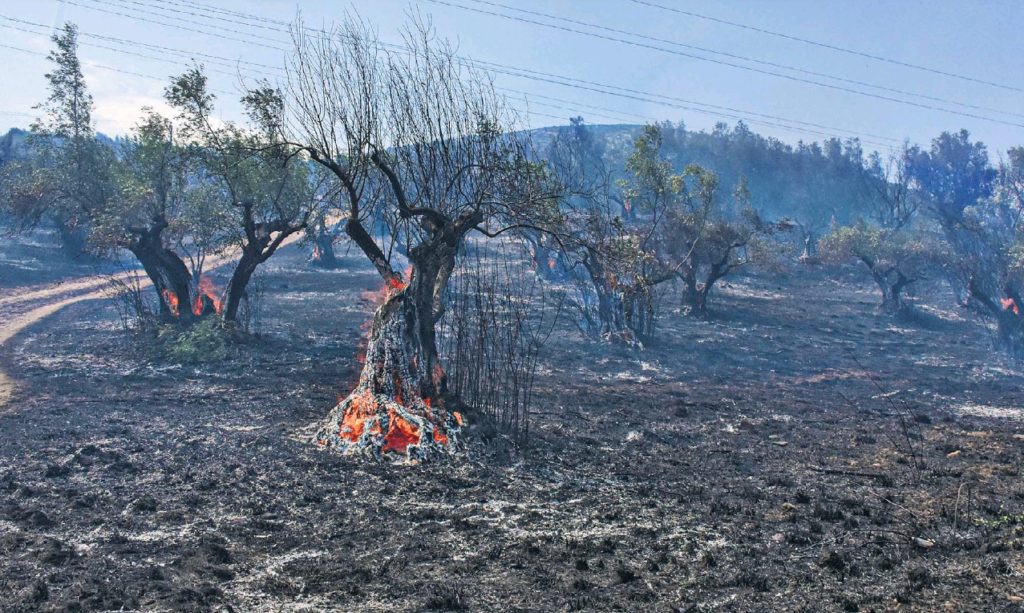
[1,0,1022,157]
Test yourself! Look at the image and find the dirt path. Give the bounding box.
[0,235,304,409]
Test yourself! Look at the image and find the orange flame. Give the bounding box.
[339,390,379,442]
[381,409,421,454]
[332,263,463,455]
[162,289,180,316]
[1002,298,1019,315]
[192,275,222,316]
[360,266,413,306]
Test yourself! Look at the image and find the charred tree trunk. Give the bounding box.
[582,250,634,343]
[994,309,1024,359]
[865,258,913,316]
[524,231,565,282]
[623,286,655,340]
[127,222,194,323]
[314,216,470,458]
[313,276,460,459]
[880,271,912,316]
[221,206,304,324]
[969,278,1024,359]
[680,268,708,318]
[309,229,340,269]
[222,249,258,323]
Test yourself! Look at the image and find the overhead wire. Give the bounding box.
[1,0,900,147]
[628,0,1023,93]
[424,0,1024,129]
[459,0,1024,121]
[61,0,902,145]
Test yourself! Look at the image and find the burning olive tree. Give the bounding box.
[915,138,1024,357]
[274,19,548,457]
[1,25,211,323]
[165,68,328,324]
[105,110,207,322]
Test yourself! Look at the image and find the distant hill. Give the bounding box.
[0,127,118,167]
[0,128,29,166]
[531,120,879,230]
[3,120,878,231]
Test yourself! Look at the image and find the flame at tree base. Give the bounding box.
[314,388,462,459]
[313,285,462,460]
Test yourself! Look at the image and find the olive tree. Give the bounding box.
[273,19,549,457]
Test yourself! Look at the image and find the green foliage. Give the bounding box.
[166,67,323,250]
[156,317,234,364]
[565,119,889,235]
[819,220,936,270]
[33,23,92,141]
[907,130,995,222]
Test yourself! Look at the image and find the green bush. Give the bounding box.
[156,317,233,364]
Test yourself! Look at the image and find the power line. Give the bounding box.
[0,21,254,82]
[629,0,1023,94]
[461,0,1024,121]
[424,0,1024,129]
[89,0,903,145]
[475,58,900,144]
[1,15,284,74]
[498,87,658,123]
[35,0,902,147]
[58,0,287,52]
[0,41,235,95]
[105,0,290,36]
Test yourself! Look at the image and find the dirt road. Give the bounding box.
[0,235,304,409]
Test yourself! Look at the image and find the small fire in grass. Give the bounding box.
[1002,297,1020,315]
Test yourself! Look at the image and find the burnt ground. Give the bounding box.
[0,237,1023,612]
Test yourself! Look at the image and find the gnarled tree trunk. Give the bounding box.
[582,251,635,344]
[222,250,258,323]
[314,223,467,459]
[969,278,1024,359]
[878,271,912,316]
[127,223,194,323]
[863,257,914,317]
[221,213,304,324]
[680,268,708,318]
[309,228,340,269]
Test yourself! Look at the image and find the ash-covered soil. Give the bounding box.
[1,243,1023,612]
